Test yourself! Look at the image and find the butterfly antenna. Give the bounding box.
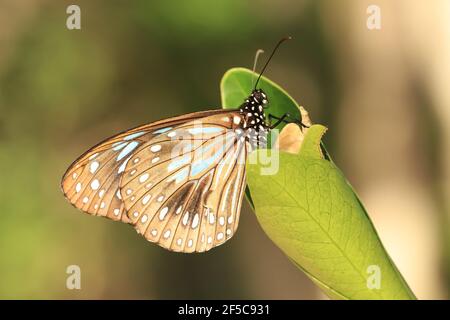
[254,36,292,90]
[252,49,265,88]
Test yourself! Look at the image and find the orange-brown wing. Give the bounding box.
[61,109,228,222]
[119,112,249,252]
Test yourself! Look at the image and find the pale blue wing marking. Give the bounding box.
[118,155,132,173]
[153,127,172,134]
[117,141,139,161]
[190,134,236,177]
[170,167,189,183]
[168,154,192,172]
[166,132,233,173]
[190,151,223,176]
[112,141,128,151]
[123,131,146,140]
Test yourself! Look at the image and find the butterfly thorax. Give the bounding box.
[238,89,269,149]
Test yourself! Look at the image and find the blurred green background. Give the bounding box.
[0,0,449,299]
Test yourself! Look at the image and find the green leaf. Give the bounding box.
[220,68,416,300]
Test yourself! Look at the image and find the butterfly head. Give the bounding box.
[251,89,269,108]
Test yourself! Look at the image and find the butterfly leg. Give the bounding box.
[268,113,309,129]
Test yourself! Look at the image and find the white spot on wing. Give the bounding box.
[209,212,215,225]
[142,194,151,205]
[89,153,99,160]
[159,207,169,220]
[191,213,199,229]
[139,173,149,183]
[182,212,189,226]
[90,179,100,190]
[150,145,161,153]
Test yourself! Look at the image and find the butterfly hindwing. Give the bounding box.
[120,112,248,252]
[61,110,227,223]
[204,140,247,251]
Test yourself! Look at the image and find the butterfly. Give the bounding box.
[61,38,301,253]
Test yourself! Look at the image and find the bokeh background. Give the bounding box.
[0,0,449,299]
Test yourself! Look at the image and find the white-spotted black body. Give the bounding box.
[238,89,269,149]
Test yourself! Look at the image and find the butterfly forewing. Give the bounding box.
[120,112,248,252]
[61,132,148,222]
[61,110,227,223]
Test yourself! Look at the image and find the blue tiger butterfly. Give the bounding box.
[61,37,301,252]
